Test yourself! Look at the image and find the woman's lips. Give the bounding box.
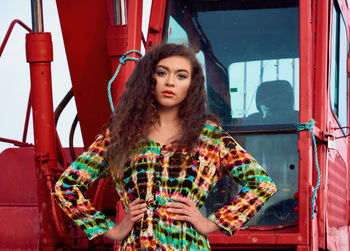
[162,90,175,97]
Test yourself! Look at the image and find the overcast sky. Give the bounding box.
[0,0,151,153]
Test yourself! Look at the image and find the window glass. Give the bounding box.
[164,0,299,227]
[236,134,298,226]
[165,1,299,130]
[194,7,299,128]
[330,4,348,134]
[229,58,299,126]
[330,7,339,116]
[339,14,348,133]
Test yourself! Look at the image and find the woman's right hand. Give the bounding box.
[103,198,147,241]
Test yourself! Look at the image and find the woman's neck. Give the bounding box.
[156,106,181,127]
[147,106,182,145]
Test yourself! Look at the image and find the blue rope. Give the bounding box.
[295,119,320,219]
[107,50,143,112]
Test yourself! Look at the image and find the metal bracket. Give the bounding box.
[35,152,49,162]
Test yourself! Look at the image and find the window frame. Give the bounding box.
[329,0,349,135]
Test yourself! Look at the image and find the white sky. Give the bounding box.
[0,0,151,153]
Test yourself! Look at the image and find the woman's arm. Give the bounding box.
[166,197,219,236]
[103,198,147,241]
[208,131,277,236]
[51,130,116,240]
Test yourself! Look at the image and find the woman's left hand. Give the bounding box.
[166,196,219,236]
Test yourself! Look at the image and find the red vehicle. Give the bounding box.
[0,0,349,250]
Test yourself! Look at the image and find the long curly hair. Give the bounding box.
[107,43,211,177]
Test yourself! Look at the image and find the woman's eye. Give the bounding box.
[156,71,166,77]
[177,73,188,80]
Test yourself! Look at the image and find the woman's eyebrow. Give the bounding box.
[157,65,189,73]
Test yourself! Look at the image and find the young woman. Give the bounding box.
[52,43,277,250]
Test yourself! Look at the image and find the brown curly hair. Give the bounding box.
[107,43,214,177]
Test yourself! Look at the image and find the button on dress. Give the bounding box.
[52,121,277,250]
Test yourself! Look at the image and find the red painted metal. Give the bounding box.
[55,0,112,147]
[0,207,40,249]
[22,90,32,143]
[0,146,86,249]
[26,32,60,250]
[0,137,33,147]
[0,19,31,57]
[101,2,144,249]
[1,0,350,250]
[205,1,315,249]
[145,0,167,50]
[0,148,37,205]
[0,147,38,249]
[312,1,331,248]
[297,1,313,250]
[55,129,68,169]
[25,31,87,249]
[326,1,350,250]
[106,0,143,107]
[0,19,33,149]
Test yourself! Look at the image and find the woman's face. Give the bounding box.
[154,56,192,110]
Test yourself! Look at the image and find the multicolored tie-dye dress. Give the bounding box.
[52,121,277,250]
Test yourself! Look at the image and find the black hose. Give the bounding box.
[69,115,79,161]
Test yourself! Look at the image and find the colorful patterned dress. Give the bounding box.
[52,121,277,250]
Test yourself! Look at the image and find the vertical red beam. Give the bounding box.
[56,0,112,146]
[104,1,144,242]
[299,0,313,248]
[145,0,167,50]
[26,32,59,251]
[126,0,143,63]
[313,0,331,249]
[107,0,143,108]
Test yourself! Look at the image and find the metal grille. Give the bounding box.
[327,153,348,227]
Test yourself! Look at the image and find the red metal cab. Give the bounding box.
[0,0,349,250]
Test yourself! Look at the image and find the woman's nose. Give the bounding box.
[165,74,175,86]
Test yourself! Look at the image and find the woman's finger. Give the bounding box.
[129,207,147,216]
[166,202,187,209]
[129,203,147,211]
[166,208,189,215]
[173,215,190,222]
[128,198,141,207]
[171,197,194,207]
[131,213,145,222]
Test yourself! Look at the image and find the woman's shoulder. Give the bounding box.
[92,128,112,146]
[200,119,222,140]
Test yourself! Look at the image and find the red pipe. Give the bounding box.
[26,32,92,251]
[25,32,60,251]
[22,90,32,143]
[0,19,31,57]
[0,137,33,147]
[106,0,143,107]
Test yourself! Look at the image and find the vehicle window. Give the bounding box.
[330,4,348,134]
[164,0,299,227]
[229,58,299,126]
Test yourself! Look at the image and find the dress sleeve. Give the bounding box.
[51,129,116,240]
[208,131,277,236]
